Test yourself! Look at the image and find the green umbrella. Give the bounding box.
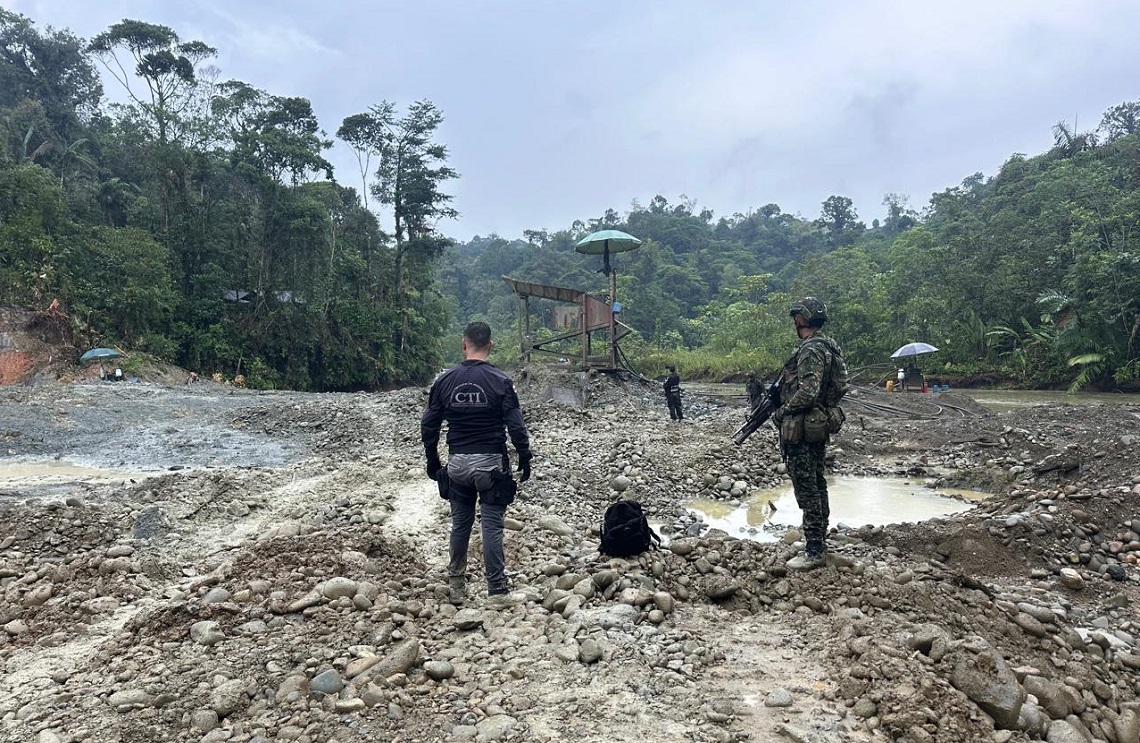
[575,230,642,275]
[79,347,123,363]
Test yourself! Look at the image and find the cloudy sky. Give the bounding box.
[11,0,1140,240]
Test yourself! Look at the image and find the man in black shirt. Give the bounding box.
[421,322,533,606]
[664,365,683,421]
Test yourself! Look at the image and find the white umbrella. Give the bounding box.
[890,342,939,359]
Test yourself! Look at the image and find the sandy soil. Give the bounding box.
[1,367,1139,743]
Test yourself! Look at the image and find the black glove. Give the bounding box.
[516,451,533,483]
[771,408,785,427]
[426,450,442,481]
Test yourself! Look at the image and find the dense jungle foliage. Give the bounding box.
[447,115,1140,390]
[2,9,1138,390]
[1,11,454,389]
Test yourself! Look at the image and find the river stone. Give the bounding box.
[1115,708,1140,743]
[21,583,53,607]
[1022,675,1077,719]
[4,619,29,635]
[424,660,455,681]
[345,655,381,679]
[476,714,518,741]
[946,643,1025,729]
[311,669,344,695]
[108,689,153,708]
[536,515,573,536]
[287,591,323,613]
[543,589,571,612]
[653,591,675,614]
[211,679,247,717]
[765,688,793,707]
[579,638,603,664]
[572,577,596,599]
[367,638,421,681]
[1059,568,1084,590]
[319,576,359,599]
[592,569,618,588]
[276,674,309,701]
[1046,719,1090,743]
[36,731,63,743]
[189,620,225,646]
[1014,613,1047,637]
[190,710,219,732]
[201,587,232,604]
[580,603,639,629]
[611,475,632,492]
[454,609,484,630]
[669,538,697,556]
[704,576,740,600]
[1018,703,1049,738]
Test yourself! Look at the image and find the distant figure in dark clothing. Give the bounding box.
[664,365,683,421]
[746,371,765,410]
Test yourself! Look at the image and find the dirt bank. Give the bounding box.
[1,368,1139,743]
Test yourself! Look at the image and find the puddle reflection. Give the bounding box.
[688,476,987,543]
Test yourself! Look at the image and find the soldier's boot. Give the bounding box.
[448,576,467,605]
[786,552,827,572]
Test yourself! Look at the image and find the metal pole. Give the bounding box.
[608,249,617,368]
[581,293,589,367]
[516,294,525,360]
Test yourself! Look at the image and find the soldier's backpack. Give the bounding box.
[799,336,850,440]
[600,500,660,557]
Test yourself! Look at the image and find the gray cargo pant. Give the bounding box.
[446,453,509,594]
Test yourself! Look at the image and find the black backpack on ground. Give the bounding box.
[600,500,661,557]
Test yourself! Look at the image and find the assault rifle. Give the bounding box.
[732,378,782,446]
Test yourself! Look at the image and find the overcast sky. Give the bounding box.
[11,0,1140,240]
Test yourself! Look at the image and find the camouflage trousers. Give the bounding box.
[784,440,830,556]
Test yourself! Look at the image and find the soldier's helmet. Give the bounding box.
[789,297,827,327]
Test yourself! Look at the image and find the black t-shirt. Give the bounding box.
[421,360,531,456]
[664,373,681,396]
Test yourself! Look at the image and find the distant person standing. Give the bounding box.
[113,367,123,382]
[421,322,533,607]
[746,371,765,410]
[897,367,906,391]
[771,297,848,571]
[664,365,683,421]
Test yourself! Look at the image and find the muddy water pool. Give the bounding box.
[686,476,988,543]
[0,460,161,500]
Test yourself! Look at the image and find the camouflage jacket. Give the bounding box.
[780,331,844,415]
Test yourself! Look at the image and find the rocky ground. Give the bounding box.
[1,366,1139,743]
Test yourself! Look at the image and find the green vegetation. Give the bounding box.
[2,8,1137,392]
[0,10,454,389]
[447,116,1140,391]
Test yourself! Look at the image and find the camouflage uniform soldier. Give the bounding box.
[771,297,848,571]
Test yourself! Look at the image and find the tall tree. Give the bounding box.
[337,100,458,355]
[0,10,102,127]
[88,20,216,145]
[1098,100,1140,142]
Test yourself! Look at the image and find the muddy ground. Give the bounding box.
[1,366,1139,743]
